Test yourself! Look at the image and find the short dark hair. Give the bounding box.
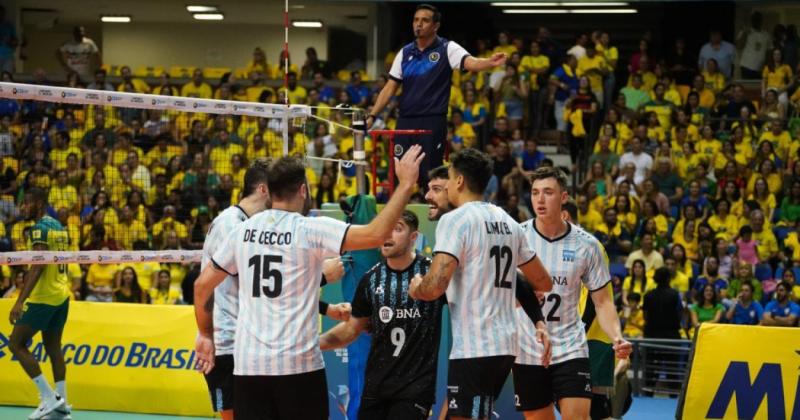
[428,165,449,181]
[628,292,641,302]
[242,158,271,197]
[267,156,307,200]
[563,199,578,222]
[26,187,48,206]
[741,281,754,292]
[416,4,441,23]
[653,267,671,287]
[449,148,493,194]
[400,210,419,232]
[530,166,569,191]
[778,281,792,292]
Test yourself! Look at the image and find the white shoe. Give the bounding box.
[28,394,65,419]
[44,403,72,420]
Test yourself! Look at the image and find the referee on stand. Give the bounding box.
[368,3,507,190]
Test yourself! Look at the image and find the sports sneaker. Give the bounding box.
[43,403,72,420]
[28,394,65,419]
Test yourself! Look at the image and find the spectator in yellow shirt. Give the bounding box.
[86,260,119,302]
[114,205,148,250]
[748,209,779,264]
[180,69,213,99]
[702,58,726,93]
[117,65,150,93]
[209,131,245,177]
[149,270,181,305]
[48,170,79,213]
[151,205,188,248]
[577,45,607,106]
[493,31,517,56]
[451,109,477,148]
[144,134,182,171]
[691,74,716,109]
[278,71,307,104]
[762,48,793,105]
[50,131,82,171]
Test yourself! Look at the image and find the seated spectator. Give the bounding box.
[594,207,632,262]
[86,69,113,91]
[779,180,800,225]
[149,269,181,305]
[588,134,620,178]
[673,218,700,261]
[626,232,664,272]
[85,257,119,302]
[619,137,652,185]
[725,281,763,325]
[747,209,779,265]
[114,266,149,303]
[782,269,800,302]
[664,255,690,295]
[690,284,725,327]
[620,73,649,111]
[621,292,644,338]
[693,255,728,302]
[681,180,711,219]
[181,68,212,99]
[452,110,477,149]
[640,178,670,216]
[761,282,799,326]
[152,205,188,249]
[614,194,637,232]
[577,194,602,232]
[209,130,244,177]
[758,122,792,164]
[583,161,614,199]
[622,259,652,306]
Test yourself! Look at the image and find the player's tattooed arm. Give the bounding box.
[320,317,368,350]
[409,253,457,301]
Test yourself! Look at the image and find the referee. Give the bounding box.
[368,3,507,189]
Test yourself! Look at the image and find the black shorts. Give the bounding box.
[394,115,447,189]
[447,355,515,419]
[203,354,234,412]
[590,393,611,420]
[233,369,328,420]
[358,397,430,420]
[513,358,593,411]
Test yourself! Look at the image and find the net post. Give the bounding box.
[282,107,289,156]
[352,111,367,195]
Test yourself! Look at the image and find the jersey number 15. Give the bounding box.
[249,255,283,298]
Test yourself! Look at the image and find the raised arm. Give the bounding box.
[408,252,457,301]
[464,53,507,73]
[319,317,369,350]
[341,145,424,252]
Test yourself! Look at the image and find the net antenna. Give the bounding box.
[0,82,311,154]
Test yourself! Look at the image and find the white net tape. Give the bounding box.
[0,82,311,120]
[0,250,202,266]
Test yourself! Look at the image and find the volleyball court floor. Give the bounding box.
[0,396,677,419]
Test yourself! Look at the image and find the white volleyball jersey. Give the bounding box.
[201,205,249,356]
[516,220,610,366]
[434,201,536,360]
[212,209,349,376]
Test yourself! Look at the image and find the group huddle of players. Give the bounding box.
[193,145,632,420]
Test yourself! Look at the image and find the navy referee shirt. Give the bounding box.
[389,36,470,118]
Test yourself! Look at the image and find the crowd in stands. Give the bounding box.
[0,15,797,332]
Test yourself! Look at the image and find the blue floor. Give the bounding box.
[0,397,678,419]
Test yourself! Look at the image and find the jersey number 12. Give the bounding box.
[490,245,513,289]
[249,255,283,298]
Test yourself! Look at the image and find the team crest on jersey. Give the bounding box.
[562,249,576,262]
[375,284,385,295]
[394,144,404,156]
[429,52,440,63]
[379,306,393,323]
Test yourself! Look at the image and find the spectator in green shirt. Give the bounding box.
[690,283,725,327]
[779,180,800,225]
[620,74,651,111]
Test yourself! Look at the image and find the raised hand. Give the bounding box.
[394,144,425,188]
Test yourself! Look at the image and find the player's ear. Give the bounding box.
[410,230,419,243]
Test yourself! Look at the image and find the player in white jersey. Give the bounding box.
[409,149,552,420]
[198,158,349,419]
[193,146,425,420]
[513,167,632,420]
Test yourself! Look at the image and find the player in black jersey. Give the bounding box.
[321,211,439,419]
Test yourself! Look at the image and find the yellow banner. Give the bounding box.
[0,299,213,417]
[681,323,800,420]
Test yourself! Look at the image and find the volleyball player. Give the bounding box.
[193,146,424,419]
[198,158,349,420]
[514,167,631,420]
[409,149,552,420]
[8,188,69,419]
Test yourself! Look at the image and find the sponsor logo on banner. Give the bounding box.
[61,91,77,99]
[173,100,187,108]
[38,89,53,97]
[121,254,134,262]
[85,93,100,101]
[107,95,123,103]
[6,256,20,264]
[682,324,800,420]
[253,106,265,113]
[77,254,91,262]
[130,96,144,104]
[214,103,227,110]
[32,255,45,262]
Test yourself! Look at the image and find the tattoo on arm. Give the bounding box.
[420,258,456,300]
